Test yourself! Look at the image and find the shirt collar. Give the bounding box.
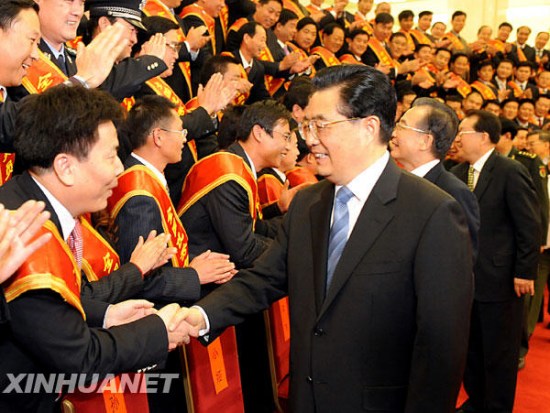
[335,151,390,204]
[240,147,257,180]
[42,38,65,60]
[131,152,168,188]
[410,159,440,177]
[239,50,254,70]
[472,147,495,173]
[31,174,75,241]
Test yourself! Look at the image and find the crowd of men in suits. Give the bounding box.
[0,0,549,412]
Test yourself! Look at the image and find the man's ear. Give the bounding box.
[52,153,77,187]
[98,16,112,31]
[251,124,265,143]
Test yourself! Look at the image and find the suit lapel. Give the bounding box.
[473,151,497,200]
[317,160,399,320]
[309,181,334,313]
[19,171,63,231]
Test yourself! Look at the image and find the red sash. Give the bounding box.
[2,220,84,318]
[179,4,219,53]
[449,73,472,98]
[471,80,497,100]
[228,17,248,37]
[507,81,523,98]
[354,15,373,35]
[257,173,284,209]
[219,6,229,40]
[258,46,286,96]
[108,165,189,267]
[285,166,318,187]
[445,32,465,51]
[311,46,340,68]
[265,298,291,401]
[367,38,396,68]
[80,218,120,282]
[283,0,305,19]
[339,54,364,65]
[399,29,415,53]
[0,153,15,186]
[287,43,316,78]
[21,50,67,94]
[220,51,250,105]
[177,152,260,225]
[516,44,527,62]
[488,39,506,54]
[410,29,432,46]
[145,77,188,117]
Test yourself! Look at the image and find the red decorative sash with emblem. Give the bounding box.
[339,54,364,65]
[449,73,472,98]
[283,0,305,19]
[108,165,189,267]
[445,32,465,51]
[21,50,67,94]
[257,173,284,209]
[228,17,248,37]
[367,38,396,68]
[487,39,506,54]
[143,0,192,98]
[3,220,84,318]
[471,80,497,100]
[177,152,260,225]
[285,166,318,187]
[399,30,415,53]
[80,218,120,282]
[258,46,286,96]
[410,29,432,46]
[311,46,340,68]
[516,44,527,62]
[220,51,250,105]
[146,76,188,117]
[507,81,523,98]
[354,14,373,35]
[0,153,15,186]
[179,4,219,53]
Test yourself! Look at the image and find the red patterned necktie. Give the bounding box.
[67,219,83,267]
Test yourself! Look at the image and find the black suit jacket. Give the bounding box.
[198,158,473,412]
[232,50,271,104]
[180,142,279,269]
[509,44,537,66]
[452,151,541,301]
[113,156,201,303]
[424,162,480,259]
[0,173,168,413]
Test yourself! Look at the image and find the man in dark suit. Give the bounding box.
[0,85,196,412]
[452,110,541,413]
[509,26,536,66]
[390,97,480,258]
[182,65,474,412]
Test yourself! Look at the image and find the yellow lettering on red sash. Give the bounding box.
[102,377,128,413]
[207,338,229,394]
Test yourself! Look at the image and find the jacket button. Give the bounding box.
[306,376,313,384]
[314,327,325,336]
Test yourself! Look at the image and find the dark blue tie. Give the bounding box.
[326,186,354,294]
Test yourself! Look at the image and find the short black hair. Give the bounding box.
[418,11,433,19]
[414,43,431,53]
[282,77,314,111]
[138,16,180,53]
[238,100,292,142]
[347,28,370,41]
[451,11,466,20]
[312,65,396,143]
[237,21,262,46]
[516,61,534,71]
[297,17,316,31]
[390,32,406,42]
[258,0,282,5]
[435,47,452,57]
[412,97,459,158]
[374,12,394,25]
[15,86,124,169]
[276,8,298,26]
[496,58,515,68]
[500,98,518,108]
[322,22,344,37]
[0,0,38,30]
[477,59,494,71]
[467,110,502,144]
[450,52,468,65]
[398,10,414,22]
[122,95,178,150]
[499,117,518,138]
[498,22,513,31]
[200,54,240,86]
[518,98,535,109]
[218,105,247,149]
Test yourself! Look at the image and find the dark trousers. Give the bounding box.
[463,298,523,413]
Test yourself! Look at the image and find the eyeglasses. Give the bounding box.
[160,127,188,140]
[302,117,363,139]
[165,42,183,53]
[456,130,481,138]
[270,129,292,142]
[394,120,430,135]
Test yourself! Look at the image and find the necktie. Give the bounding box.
[67,219,83,267]
[283,44,290,56]
[55,53,68,76]
[467,165,475,191]
[326,186,354,294]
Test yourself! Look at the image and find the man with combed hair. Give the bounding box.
[181,65,474,413]
[452,110,540,413]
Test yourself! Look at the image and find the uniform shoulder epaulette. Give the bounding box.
[517,151,537,159]
[65,46,77,57]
